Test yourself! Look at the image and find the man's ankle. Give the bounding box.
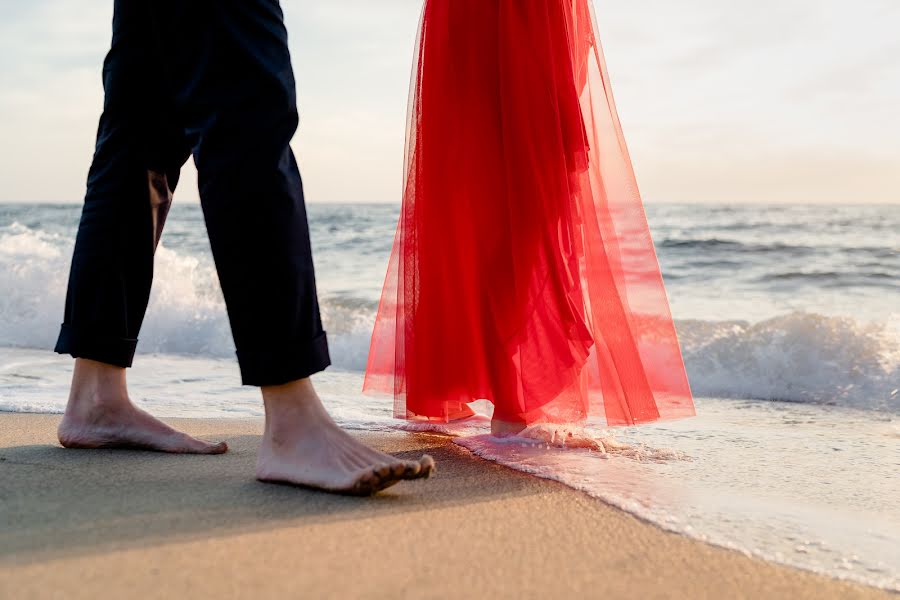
[66,359,130,416]
[261,378,322,414]
[261,378,333,442]
[261,377,315,400]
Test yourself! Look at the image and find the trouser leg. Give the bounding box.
[54,0,191,367]
[151,0,330,386]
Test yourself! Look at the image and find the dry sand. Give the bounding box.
[0,413,892,599]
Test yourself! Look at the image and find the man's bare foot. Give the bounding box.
[57,358,228,454]
[491,418,526,437]
[257,379,435,496]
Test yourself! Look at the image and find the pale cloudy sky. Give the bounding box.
[0,0,898,204]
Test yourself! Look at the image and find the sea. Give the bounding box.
[1,202,897,590]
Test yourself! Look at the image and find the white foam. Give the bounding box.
[0,400,63,414]
[679,312,899,412]
[452,404,900,592]
[0,223,71,352]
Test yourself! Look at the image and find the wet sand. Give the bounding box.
[0,413,892,599]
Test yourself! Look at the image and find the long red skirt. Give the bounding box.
[364,0,695,427]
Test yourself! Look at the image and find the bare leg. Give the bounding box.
[57,358,228,454]
[256,378,435,495]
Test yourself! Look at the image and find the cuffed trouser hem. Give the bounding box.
[236,332,331,387]
[54,323,139,368]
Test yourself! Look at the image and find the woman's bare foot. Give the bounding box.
[257,379,435,496]
[491,418,526,437]
[491,419,606,451]
[57,358,228,454]
[447,402,476,421]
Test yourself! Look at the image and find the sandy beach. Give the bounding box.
[0,413,892,599]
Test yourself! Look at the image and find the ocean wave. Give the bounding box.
[759,270,899,288]
[0,221,236,358]
[1,221,897,414]
[678,313,899,412]
[658,238,899,262]
[659,238,815,255]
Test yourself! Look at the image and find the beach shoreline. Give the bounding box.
[0,413,892,599]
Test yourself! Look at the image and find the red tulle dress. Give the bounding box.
[364,0,695,427]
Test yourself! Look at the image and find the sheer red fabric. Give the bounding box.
[364,0,695,426]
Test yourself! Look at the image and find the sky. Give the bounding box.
[0,0,898,204]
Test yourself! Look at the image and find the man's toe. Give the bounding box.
[419,455,435,478]
[205,441,229,454]
[401,460,422,479]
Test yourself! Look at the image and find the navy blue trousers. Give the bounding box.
[54,0,330,386]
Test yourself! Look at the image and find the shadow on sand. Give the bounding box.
[0,417,542,565]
